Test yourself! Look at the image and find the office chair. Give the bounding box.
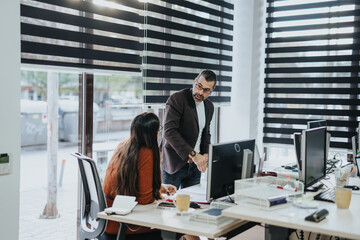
[72,152,109,240]
[73,152,160,240]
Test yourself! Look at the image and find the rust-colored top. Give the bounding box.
[102,147,157,235]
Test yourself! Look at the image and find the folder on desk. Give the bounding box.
[104,195,137,215]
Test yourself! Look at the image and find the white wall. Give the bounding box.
[0,1,21,239]
[219,0,266,152]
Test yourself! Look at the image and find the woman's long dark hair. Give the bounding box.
[111,112,161,200]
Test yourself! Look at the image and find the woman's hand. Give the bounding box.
[160,184,177,196]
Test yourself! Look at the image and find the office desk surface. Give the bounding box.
[98,202,247,239]
[223,183,360,239]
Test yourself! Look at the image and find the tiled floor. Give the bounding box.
[19,143,79,240]
[19,132,127,240]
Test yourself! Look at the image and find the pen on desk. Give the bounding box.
[277,185,297,192]
[350,167,355,175]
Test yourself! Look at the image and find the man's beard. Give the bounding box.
[194,93,204,102]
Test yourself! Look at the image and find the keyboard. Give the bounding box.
[313,188,335,203]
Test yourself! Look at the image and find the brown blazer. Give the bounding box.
[161,88,214,174]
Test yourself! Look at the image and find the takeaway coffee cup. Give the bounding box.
[335,187,352,209]
[174,194,190,213]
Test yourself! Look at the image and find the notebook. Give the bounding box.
[104,195,138,215]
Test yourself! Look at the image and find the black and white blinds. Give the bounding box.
[142,0,234,104]
[20,0,234,105]
[264,0,360,149]
[21,0,143,72]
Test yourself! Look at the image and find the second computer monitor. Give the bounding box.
[206,139,255,202]
[307,119,327,129]
[293,132,302,172]
[308,119,330,161]
[301,126,327,191]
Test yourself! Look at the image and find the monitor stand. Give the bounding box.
[213,196,234,204]
[219,196,234,203]
[306,182,324,192]
[211,197,236,209]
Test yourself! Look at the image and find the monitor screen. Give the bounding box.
[307,119,326,129]
[308,119,330,161]
[358,122,360,152]
[351,122,360,159]
[293,132,302,172]
[301,127,327,190]
[206,139,255,201]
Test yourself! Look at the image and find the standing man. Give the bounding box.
[161,69,216,189]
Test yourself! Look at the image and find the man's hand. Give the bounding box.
[160,184,177,196]
[192,153,208,173]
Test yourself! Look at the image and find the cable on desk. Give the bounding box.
[341,162,353,168]
[225,188,234,203]
[326,161,337,174]
[332,152,342,161]
[338,159,344,168]
[308,232,312,240]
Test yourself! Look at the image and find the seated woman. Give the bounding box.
[100,112,199,240]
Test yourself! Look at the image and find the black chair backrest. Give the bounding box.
[72,152,107,240]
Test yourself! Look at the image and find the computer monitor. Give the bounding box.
[293,132,302,173]
[300,127,327,191]
[352,122,360,159]
[358,122,360,152]
[206,139,256,202]
[307,119,326,129]
[307,119,330,161]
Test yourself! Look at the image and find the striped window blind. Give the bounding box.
[20,0,234,105]
[20,0,143,73]
[264,0,360,150]
[142,0,234,104]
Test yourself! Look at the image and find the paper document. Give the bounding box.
[177,185,210,203]
[104,195,138,215]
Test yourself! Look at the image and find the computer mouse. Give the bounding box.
[189,201,201,209]
[344,185,360,191]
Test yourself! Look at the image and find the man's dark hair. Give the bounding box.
[196,69,217,89]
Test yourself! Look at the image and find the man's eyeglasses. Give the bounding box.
[194,81,212,94]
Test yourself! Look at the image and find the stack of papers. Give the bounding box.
[104,195,138,215]
[190,208,233,225]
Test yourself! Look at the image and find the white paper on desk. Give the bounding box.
[104,195,137,215]
[177,186,210,203]
[277,205,314,220]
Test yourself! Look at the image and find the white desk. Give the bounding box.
[222,178,360,239]
[98,202,252,239]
